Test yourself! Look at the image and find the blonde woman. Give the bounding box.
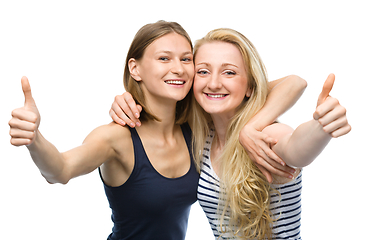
[191,29,350,239]
[110,28,350,239]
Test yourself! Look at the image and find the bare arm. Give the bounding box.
[239,75,307,181]
[27,126,116,184]
[9,77,118,184]
[250,75,307,130]
[265,121,331,168]
[263,74,351,168]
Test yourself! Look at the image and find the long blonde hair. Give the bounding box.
[191,28,275,239]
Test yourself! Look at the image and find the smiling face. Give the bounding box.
[130,32,194,104]
[193,41,252,119]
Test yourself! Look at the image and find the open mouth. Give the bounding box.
[164,80,185,85]
[205,93,228,98]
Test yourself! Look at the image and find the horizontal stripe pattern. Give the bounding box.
[197,129,302,239]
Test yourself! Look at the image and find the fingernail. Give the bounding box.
[135,113,139,118]
[120,121,126,126]
[288,174,294,179]
[129,122,135,127]
[136,122,141,127]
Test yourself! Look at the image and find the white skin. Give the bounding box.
[8,33,196,185]
[110,53,309,182]
[193,41,351,182]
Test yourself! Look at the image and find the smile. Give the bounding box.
[205,93,228,98]
[165,80,185,85]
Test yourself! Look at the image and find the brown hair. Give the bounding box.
[123,20,193,124]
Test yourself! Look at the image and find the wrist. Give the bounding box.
[26,130,41,151]
[246,117,272,132]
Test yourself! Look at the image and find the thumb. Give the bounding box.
[317,73,335,106]
[21,76,35,107]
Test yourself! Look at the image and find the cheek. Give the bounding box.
[193,79,202,99]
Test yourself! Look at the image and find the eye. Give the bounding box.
[223,70,236,76]
[159,57,169,61]
[182,57,192,62]
[196,69,209,75]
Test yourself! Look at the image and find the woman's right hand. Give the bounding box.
[9,76,41,146]
[109,92,142,127]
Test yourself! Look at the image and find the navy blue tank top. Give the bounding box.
[99,123,199,240]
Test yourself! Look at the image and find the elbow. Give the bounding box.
[281,155,311,169]
[282,150,321,168]
[42,173,70,185]
[288,75,308,92]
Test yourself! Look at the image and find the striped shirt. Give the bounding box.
[197,130,302,239]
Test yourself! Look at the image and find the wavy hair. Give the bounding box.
[124,20,193,124]
[191,28,276,239]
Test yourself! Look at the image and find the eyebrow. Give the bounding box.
[156,50,193,56]
[196,62,239,68]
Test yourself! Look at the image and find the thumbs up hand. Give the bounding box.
[9,76,41,146]
[313,74,351,138]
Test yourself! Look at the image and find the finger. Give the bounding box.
[111,101,137,127]
[125,93,141,119]
[10,137,32,146]
[319,102,345,126]
[264,136,278,146]
[321,115,348,134]
[9,128,35,139]
[137,105,142,114]
[9,117,37,131]
[251,141,286,168]
[255,164,273,183]
[256,159,294,180]
[109,109,126,126]
[330,124,352,138]
[314,96,342,121]
[262,137,286,166]
[114,97,141,126]
[317,73,335,107]
[11,108,38,123]
[21,76,35,107]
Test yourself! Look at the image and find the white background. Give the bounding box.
[1,1,365,239]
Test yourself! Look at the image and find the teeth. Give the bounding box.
[207,94,226,98]
[165,80,184,84]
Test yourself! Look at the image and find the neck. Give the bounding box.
[140,97,179,137]
[211,114,232,150]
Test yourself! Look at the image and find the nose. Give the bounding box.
[207,73,222,90]
[171,59,184,76]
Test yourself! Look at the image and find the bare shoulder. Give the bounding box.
[83,122,132,152]
[94,123,134,187]
[84,122,130,138]
[262,122,294,140]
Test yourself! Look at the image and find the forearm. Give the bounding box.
[273,120,331,168]
[27,131,67,183]
[249,75,307,130]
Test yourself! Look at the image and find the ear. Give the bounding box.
[128,58,142,81]
[245,87,253,98]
